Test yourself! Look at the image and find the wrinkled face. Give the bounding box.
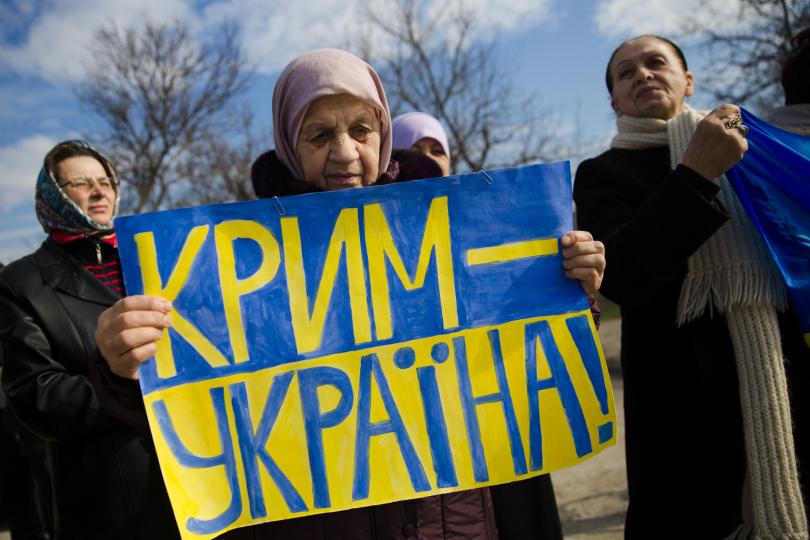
[411,137,449,176]
[296,94,382,191]
[609,37,694,120]
[55,156,116,226]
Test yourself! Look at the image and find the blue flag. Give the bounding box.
[727,109,810,347]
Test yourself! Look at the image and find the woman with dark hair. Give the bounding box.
[574,35,810,539]
[0,141,171,539]
[92,49,606,539]
[768,27,810,135]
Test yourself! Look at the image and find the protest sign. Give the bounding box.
[116,162,616,539]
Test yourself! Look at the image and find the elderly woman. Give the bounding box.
[392,111,452,176]
[573,35,810,540]
[0,141,171,539]
[94,49,605,540]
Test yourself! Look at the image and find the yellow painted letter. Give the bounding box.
[281,209,372,354]
[135,226,230,379]
[215,220,281,365]
[364,196,458,340]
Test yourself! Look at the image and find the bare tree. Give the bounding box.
[174,109,267,207]
[688,0,810,108]
[77,22,259,212]
[352,0,570,173]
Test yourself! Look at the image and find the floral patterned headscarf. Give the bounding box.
[35,140,120,236]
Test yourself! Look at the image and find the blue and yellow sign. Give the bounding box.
[116,162,616,539]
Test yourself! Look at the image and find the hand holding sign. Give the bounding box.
[561,231,606,296]
[96,295,172,379]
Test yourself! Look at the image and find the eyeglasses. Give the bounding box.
[58,176,119,192]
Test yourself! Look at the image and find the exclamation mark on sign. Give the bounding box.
[565,315,613,444]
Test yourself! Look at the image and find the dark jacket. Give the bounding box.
[574,147,810,539]
[0,237,172,540]
[91,152,565,540]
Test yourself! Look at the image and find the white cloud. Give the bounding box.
[0,224,42,242]
[0,134,57,210]
[0,0,194,83]
[0,84,76,128]
[1,0,557,82]
[201,0,359,75]
[432,0,555,36]
[593,0,744,39]
[425,0,556,53]
[0,215,44,264]
[202,0,555,75]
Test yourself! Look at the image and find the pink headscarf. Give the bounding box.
[392,112,451,160]
[272,48,393,181]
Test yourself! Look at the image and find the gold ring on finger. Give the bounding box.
[723,113,743,130]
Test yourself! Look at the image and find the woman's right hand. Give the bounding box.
[680,104,749,181]
[95,295,172,380]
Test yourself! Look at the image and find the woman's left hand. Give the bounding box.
[561,231,605,296]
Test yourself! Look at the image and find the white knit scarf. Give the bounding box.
[612,106,807,540]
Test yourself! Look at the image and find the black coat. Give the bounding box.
[0,238,173,539]
[574,147,810,539]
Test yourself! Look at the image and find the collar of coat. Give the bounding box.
[36,237,119,306]
[250,149,402,199]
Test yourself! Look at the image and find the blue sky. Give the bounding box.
[0,0,750,263]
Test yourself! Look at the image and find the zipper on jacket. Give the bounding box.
[95,242,102,264]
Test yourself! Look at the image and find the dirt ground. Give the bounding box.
[553,317,627,540]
